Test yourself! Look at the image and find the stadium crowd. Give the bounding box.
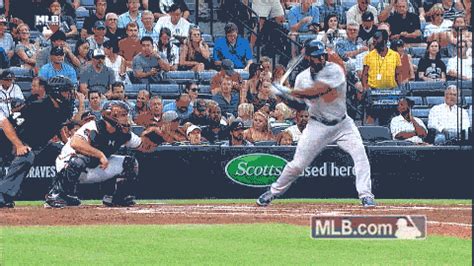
[0,0,472,147]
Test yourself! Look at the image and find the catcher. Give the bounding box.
[45,100,164,208]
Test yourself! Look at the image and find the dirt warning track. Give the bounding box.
[1,203,471,239]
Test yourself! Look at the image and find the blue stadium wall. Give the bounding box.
[9,145,472,200]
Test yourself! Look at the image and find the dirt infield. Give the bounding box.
[1,203,471,239]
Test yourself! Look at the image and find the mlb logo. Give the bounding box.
[35,15,59,27]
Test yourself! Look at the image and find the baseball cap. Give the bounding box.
[92,48,106,58]
[50,46,65,56]
[50,30,67,41]
[0,70,15,80]
[221,59,235,76]
[362,12,374,22]
[94,20,106,29]
[186,125,201,136]
[162,110,179,122]
[194,100,207,112]
[229,119,244,131]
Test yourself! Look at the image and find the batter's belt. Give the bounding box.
[310,114,346,126]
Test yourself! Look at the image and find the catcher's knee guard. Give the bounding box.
[121,156,139,181]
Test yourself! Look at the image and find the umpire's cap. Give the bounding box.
[304,40,327,57]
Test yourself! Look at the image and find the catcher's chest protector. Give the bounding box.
[91,120,132,157]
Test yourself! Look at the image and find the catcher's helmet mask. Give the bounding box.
[46,76,75,106]
[304,40,328,76]
[102,101,131,133]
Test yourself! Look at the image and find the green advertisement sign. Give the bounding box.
[225,153,288,187]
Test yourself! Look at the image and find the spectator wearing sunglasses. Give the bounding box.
[213,22,253,70]
[183,99,209,126]
[179,26,211,71]
[184,82,200,104]
[78,48,115,95]
[424,4,453,42]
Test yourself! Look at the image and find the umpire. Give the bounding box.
[0,76,75,208]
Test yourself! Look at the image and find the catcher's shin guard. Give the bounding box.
[103,156,138,207]
[51,155,88,195]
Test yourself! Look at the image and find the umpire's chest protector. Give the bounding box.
[90,120,132,157]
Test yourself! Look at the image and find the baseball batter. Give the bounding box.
[257,40,375,207]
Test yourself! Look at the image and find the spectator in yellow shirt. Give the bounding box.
[362,29,401,90]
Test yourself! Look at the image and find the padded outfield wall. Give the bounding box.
[6,145,472,200]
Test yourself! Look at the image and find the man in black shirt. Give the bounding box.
[0,76,75,208]
[387,0,422,43]
[81,0,108,38]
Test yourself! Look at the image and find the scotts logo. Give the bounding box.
[225,153,288,187]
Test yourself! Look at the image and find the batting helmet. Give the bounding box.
[304,40,327,58]
[102,100,131,133]
[46,75,75,104]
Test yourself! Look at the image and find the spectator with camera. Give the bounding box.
[428,85,470,144]
[213,22,253,70]
[132,36,171,84]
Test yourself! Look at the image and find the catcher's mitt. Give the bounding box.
[137,127,165,153]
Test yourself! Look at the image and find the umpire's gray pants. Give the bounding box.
[0,150,36,197]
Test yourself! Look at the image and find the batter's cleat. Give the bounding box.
[361,197,376,208]
[44,193,67,208]
[256,190,276,207]
[102,195,136,207]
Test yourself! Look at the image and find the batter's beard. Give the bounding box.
[310,61,325,79]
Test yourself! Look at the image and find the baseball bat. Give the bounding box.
[279,53,304,87]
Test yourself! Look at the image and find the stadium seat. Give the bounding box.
[9,67,34,80]
[408,81,445,92]
[253,140,277,146]
[411,57,420,67]
[342,0,357,9]
[426,96,445,106]
[162,99,174,107]
[441,57,449,66]
[446,80,472,91]
[75,8,90,18]
[411,108,430,119]
[198,84,211,94]
[149,84,180,97]
[76,20,84,30]
[235,70,250,80]
[407,96,423,106]
[408,46,426,58]
[375,140,415,146]
[464,96,472,106]
[198,71,218,83]
[80,0,95,8]
[162,71,197,83]
[16,81,32,93]
[358,126,391,142]
[125,84,147,98]
[297,34,317,44]
[202,34,214,46]
[271,125,290,135]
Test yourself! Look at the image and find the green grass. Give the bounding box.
[1,224,471,265]
[13,198,472,207]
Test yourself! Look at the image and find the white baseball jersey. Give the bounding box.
[56,120,141,172]
[295,62,346,121]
